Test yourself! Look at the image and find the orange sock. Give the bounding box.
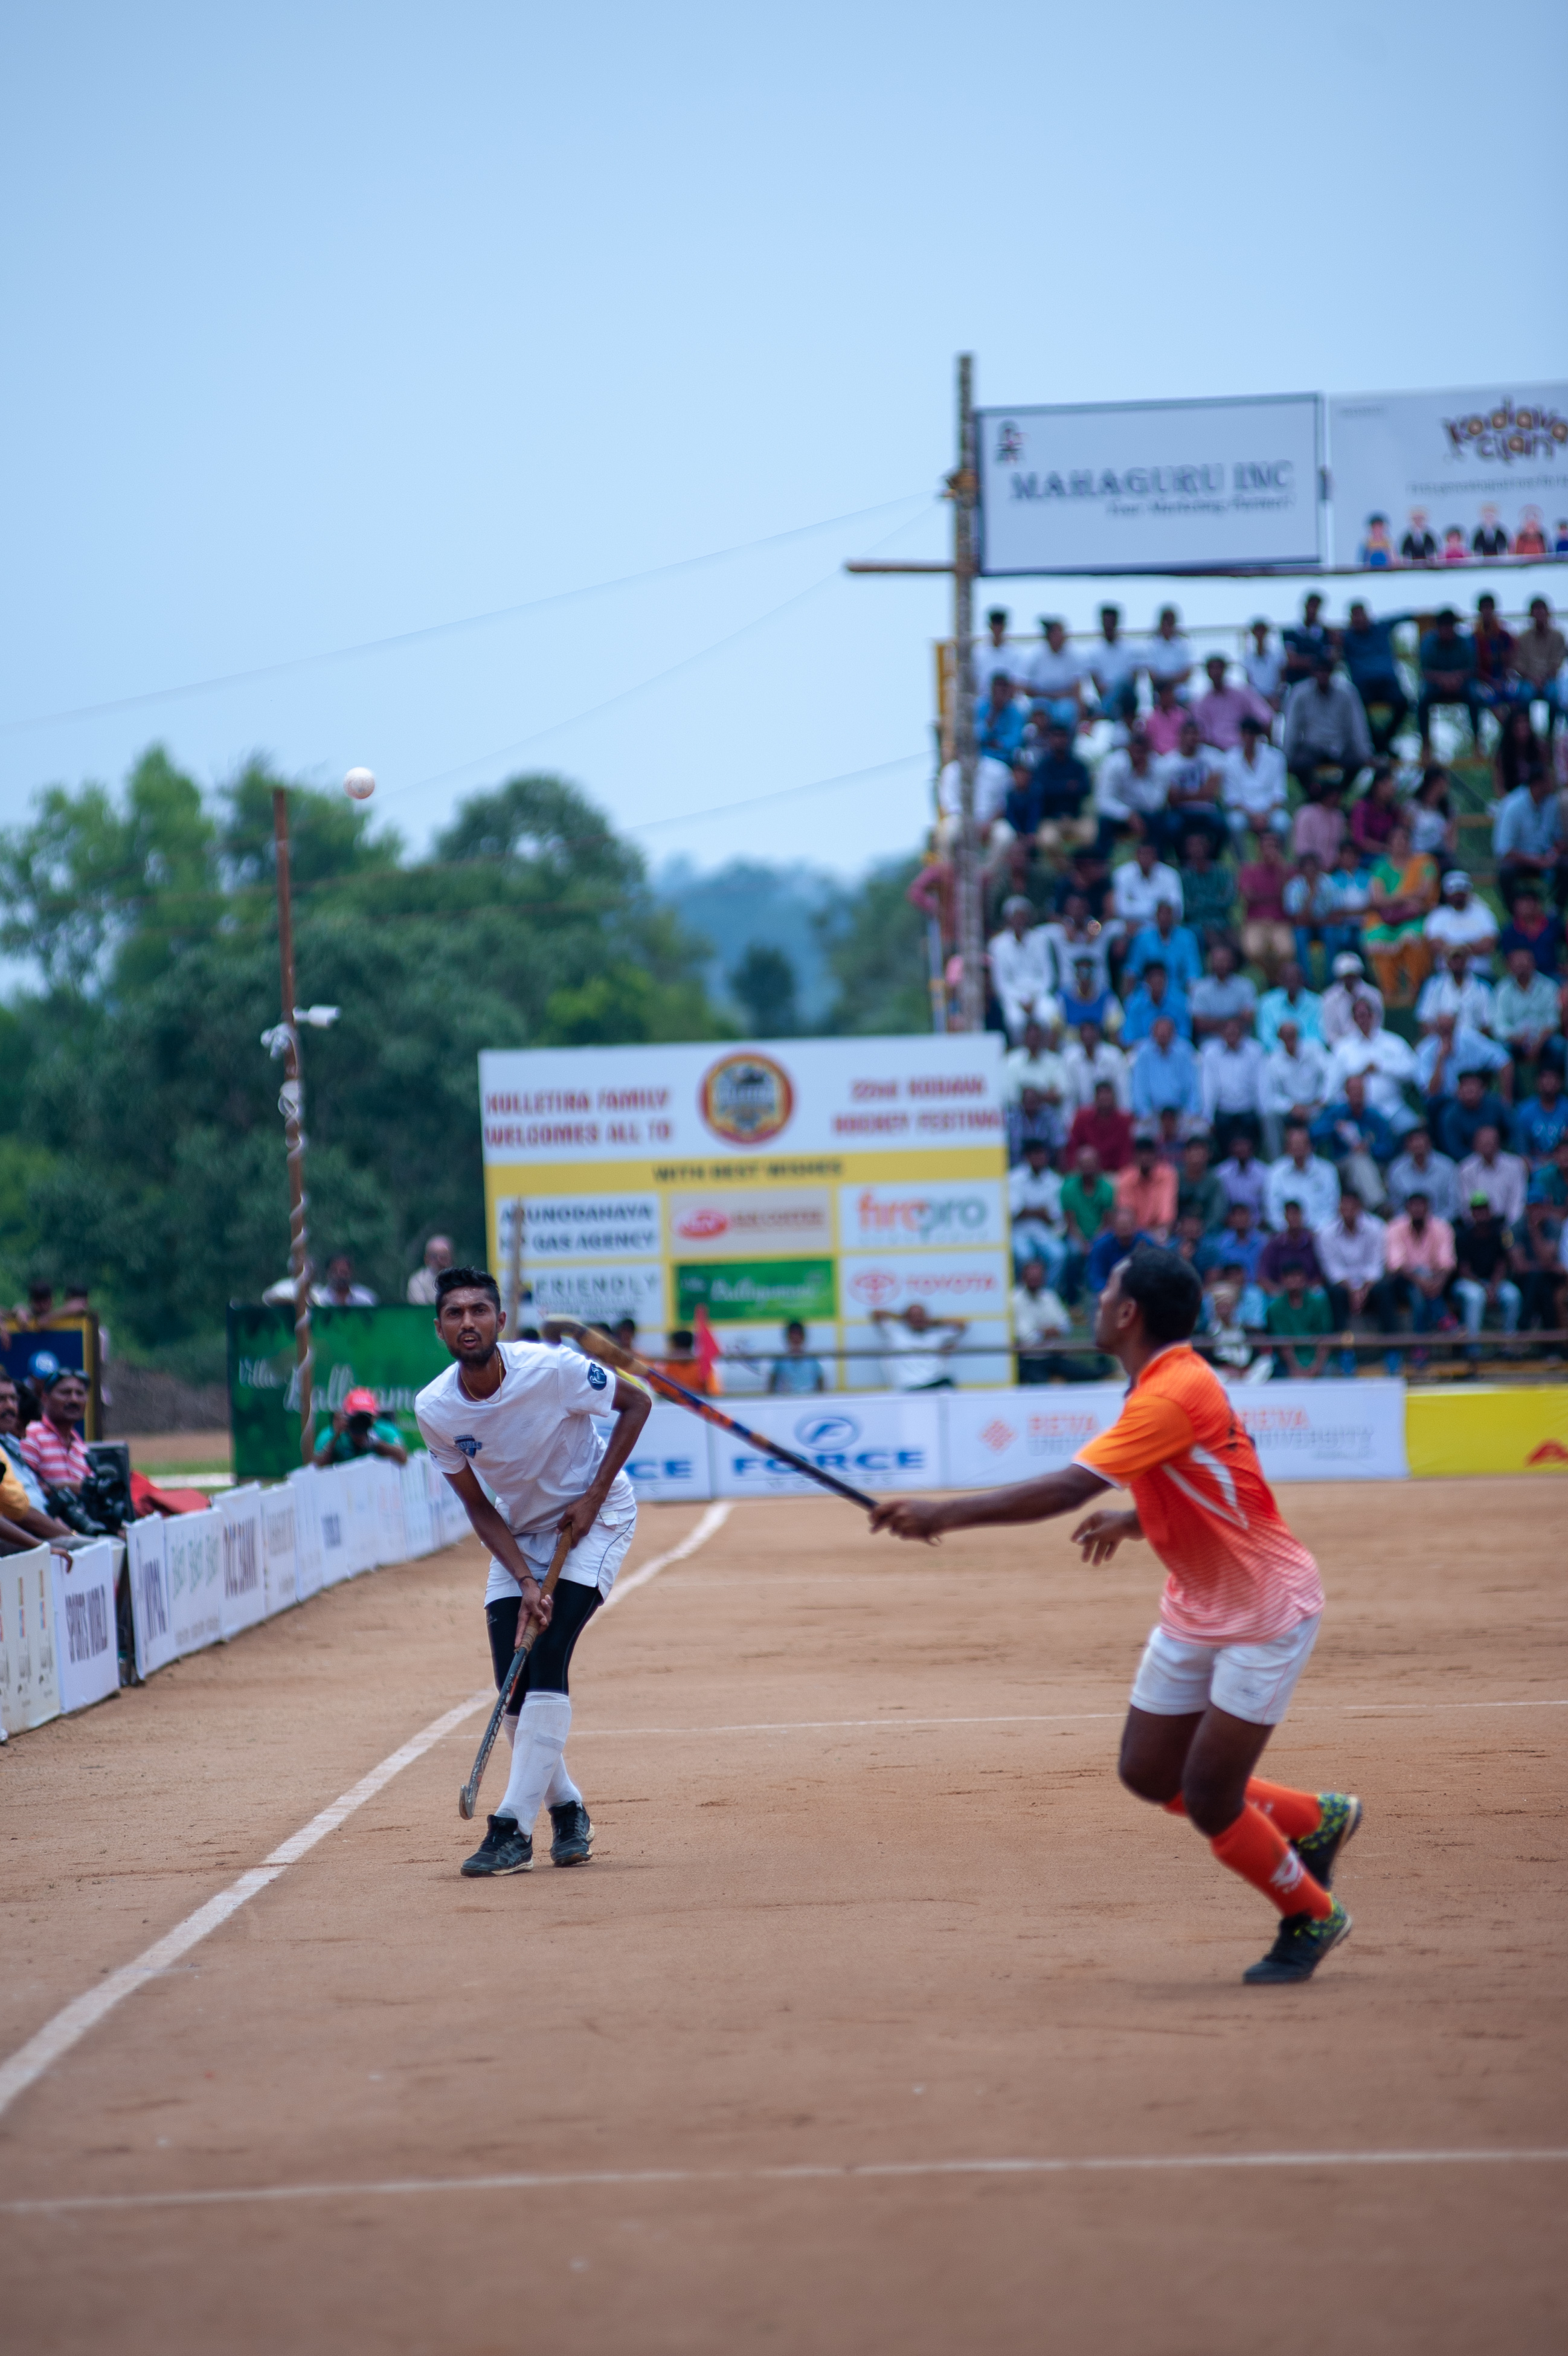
[1244,1778,1322,1841]
[1210,1803,1332,1919]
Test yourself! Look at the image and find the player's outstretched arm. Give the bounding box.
[869,1463,1111,1546]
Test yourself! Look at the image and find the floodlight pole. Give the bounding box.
[950,355,984,1032]
[272,788,316,1465]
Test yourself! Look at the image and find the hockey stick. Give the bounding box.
[458,1524,573,1821]
[540,1315,879,1513]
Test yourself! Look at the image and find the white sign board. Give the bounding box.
[708,1396,942,1500]
[53,1540,120,1713]
[977,395,1323,574]
[166,1510,223,1655]
[261,1487,298,1616]
[218,1488,267,1637]
[1230,1379,1407,1482]
[596,1401,713,1504]
[945,1387,1121,1488]
[289,1466,325,1600]
[1329,385,1568,571]
[126,1515,177,1679]
[0,1543,60,1733]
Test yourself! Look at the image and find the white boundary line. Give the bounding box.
[4,2146,1566,2216]
[0,1503,731,2125]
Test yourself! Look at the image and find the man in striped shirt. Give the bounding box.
[19,1363,91,1492]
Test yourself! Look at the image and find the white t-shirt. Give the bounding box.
[875,1318,962,1391]
[1088,635,1143,692]
[416,1342,636,1599]
[1143,631,1195,683]
[1022,643,1086,697]
[1220,740,1288,818]
[938,756,1012,829]
[971,638,1018,693]
[1422,900,1499,958]
[1111,861,1183,930]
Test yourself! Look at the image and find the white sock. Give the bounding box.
[501,1711,520,1753]
[545,1750,582,1809]
[498,1691,572,1831]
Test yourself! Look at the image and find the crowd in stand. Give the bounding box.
[921,589,1568,1380]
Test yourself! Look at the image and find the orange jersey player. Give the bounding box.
[872,1244,1359,1984]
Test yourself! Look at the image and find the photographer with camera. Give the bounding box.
[312,1385,408,1468]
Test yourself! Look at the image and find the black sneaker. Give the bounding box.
[1293,1793,1361,1890]
[550,1800,594,1867]
[460,1814,533,1878]
[1242,1898,1351,1984]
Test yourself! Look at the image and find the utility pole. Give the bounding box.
[949,355,983,1032]
[271,788,315,1465]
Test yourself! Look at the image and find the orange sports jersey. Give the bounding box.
[1075,1345,1324,1645]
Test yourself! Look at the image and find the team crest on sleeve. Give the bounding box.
[586,1363,608,1390]
[454,1435,482,1458]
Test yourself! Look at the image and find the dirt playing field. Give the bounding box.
[2,1478,1564,2354]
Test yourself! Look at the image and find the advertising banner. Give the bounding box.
[289,1466,326,1600]
[261,1488,298,1617]
[481,1035,1009,1390]
[0,1543,60,1733]
[166,1510,223,1655]
[1329,385,1568,571]
[313,1466,356,1586]
[707,1396,942,1500]
[1230,1380,1407,1483]
[217,1488,267,1638]
[52,1540,120,1714]
[596,1400,713,1504]
[126,1516,176,1680]
[945,1387,1121,1488]
[976,395,1323,575]
[228,1303,450,1483]
[1406,1385,1568,1478]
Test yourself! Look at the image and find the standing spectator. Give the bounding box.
[1124,897,1203,992]
[1095,731,1167,839]
[1417,608,1482,749]
[1155,722,1228,859]
[1514,1064,1568,1163]
[1283,652,1373,795]
[1129,1013,1201,1122]
[1422,870,1498,969]
[1262,1022,1331,1155]
[1281,592,1332,693]
[1243,618,1284,708]
[1177,829,1236,942]
[1021,617,1087,728]
[1452,1197,1521,1356]
[1498,887,1561,975]
[1513,596,1567,733]
[1219,716,1290,843]
[1291,778,1348,870]
[1113,1126,1178,1239]
[1493,949,1561,1068]
[1143,606,1194,697]
[1408,765,1457,865]
[1258,958,1324,1049]
[19,1364,91,1493]
[1386,1124,1460,1224]
[1190,940,1258,1039]
[1009,1140,1067,1289]
[1316,1190,1393,1373]
[1087,604,1142,722]
[1144,679,1189,757]
[1339,600,1412,754]
[1362,821,1439,1004]
[1122,961,1191,1054]
[1194,653,1272,751]
[1067,1080,1134,1172]
[406,1233,455,1305]
[988,899,1058,1042]
[768,1322,826,1394]
[1265,1263,1335,1379]
[1265,1122,1343,1233]
[1012,1259,1072,1384]
[1492,772,1566,910]
[1320,951,1384,1046]
[1383,1192,1457,1367]
[972,608,1015,695]
[1237,829,1294,978]
[1109,836,1182,932]
[1456,1126,1528,1229]
[315,1253,378,1307]
[1062,1018,1131,1113]
[1200,1019,1267,1154]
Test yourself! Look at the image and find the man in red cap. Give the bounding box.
[312,1386,409,1467]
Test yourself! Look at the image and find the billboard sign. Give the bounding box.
[976,394,1323,575]
[1328,385,1568,570]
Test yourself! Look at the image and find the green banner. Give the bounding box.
[227,1304,450,1481]
[673,1258,836,1325]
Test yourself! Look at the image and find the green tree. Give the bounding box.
[815,855,931,1036]
[727,943,799,1036]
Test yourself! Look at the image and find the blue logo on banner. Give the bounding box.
[795,1413,859,1449]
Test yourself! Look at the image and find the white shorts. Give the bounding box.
[1129,1612,1322,1727]
[484,1504,638,1607]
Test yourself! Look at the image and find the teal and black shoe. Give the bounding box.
[1293,1793,1362,1890]
[1242,1898,1352,1985]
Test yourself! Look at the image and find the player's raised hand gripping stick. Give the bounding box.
[458,1524,572,1820]
[541,1315,879,1513]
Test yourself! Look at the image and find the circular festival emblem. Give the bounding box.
[698,1051,795,1146]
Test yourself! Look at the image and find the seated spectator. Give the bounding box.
[972,608,1014,695]
[1200,1018,1267,1155]
[1265,1265,1335,1379]
[1362,821,1439,1005]
[1012,1258,1072,1385]
[1438,1067,1513,1166]
[1197,1199,1264,1282]
[1493,950,1562,1070]
[1492,772,1566,911]
[1195,653,1273,752]
[1457,1125,1528,1228]
[1513,595,1567,732]
[314,1387,410,1466]
[1452,1196,1521,1356]
[0,1373,73,1538]
[1316,1189,1393,1373]
[1473,593,1521,721]
[1409,765,1457,864]
[1326,993,1419,1129]
[1258,959,1324,1048]
[1020,719,1097,867]
[1237,828,1294,978]
[1129,1013,1201,1119]
[1349,765,1401,863]
[1177,829,1236,942]
[1124,898,1203,992]
[1087,604,1142,723]
[18,1363,91,1494]
[1201,1266,1270,1378]
[1155,723,1229,860]
[872,1302,966,1392]
[1244,617,1284,707]
[1060,955,1122,1038]
[1009,1139,1068,1288]
[1493,709,1551,804]
[1152,1104,1186,1166]
[1021,617,1087,728]
[1062,1017,1131,1112]
[1001,1015,1072,1118]
[1522,1138,1568,1330]
[1514,1064,1567,1162]
[1416,946,1496,1038]
[1219,714,1290,844]
[1096,730,1168,839]
[988,898,1058,1043]
[1282,853,1335,981]
[1281,592,1332,693]
[1215,1128,1268,1221]
[1258,1198,1328,1291]
[1262,1026,1331,1159]
[1007,1083,1059,1164]
[1086,1204,1152,1305]
[1177,1131,1227,1237]
[1144,678,1189,756]
[1292,778,1347,869]
[1319,841,1374,973]
[1190,940,1258,1039]
[1283,652,1372,797]
[315,1253,378,1307]
[1499,887,1561,976]
[936,749,1012,861]
[768,1321,826,1394]
[1314,1074,1396,1207]
[1386,1122,1460,1224]
[1418,607,1482,749]
[1415,1010,1511,1119]
[1320,951,1383,1046]
[1043,894,1116,997]
[405,1234,454,1305]
[1067,1079,1134,1172]
[1383,1192,1456,1367]
[1265,1121,1343,1231]
[1340,599,1412,754]
[1059,1146,1116,1297]
[976,671,1027,768]
[1144,605,1195,698]
[1110,837,1183,933]
[1114,1125,1178,1241]
[1423,870,1499,969]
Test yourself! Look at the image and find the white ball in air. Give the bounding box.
[344,766,376,801]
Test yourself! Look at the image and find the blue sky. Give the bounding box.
[2,0,1565,878]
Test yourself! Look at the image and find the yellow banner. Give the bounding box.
[1406,1387,1568,1478]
